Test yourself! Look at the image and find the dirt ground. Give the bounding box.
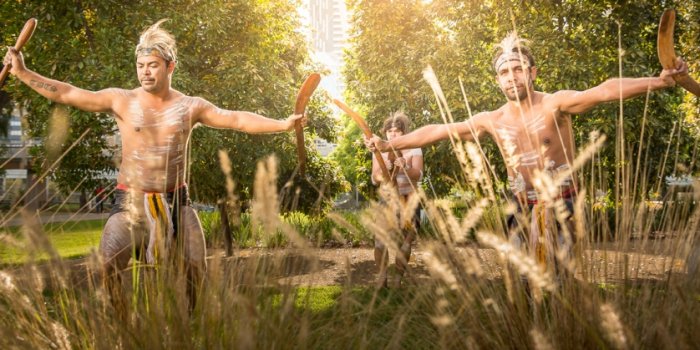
[213,238,689,287]
[19,238,688,291]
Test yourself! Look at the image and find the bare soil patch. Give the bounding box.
[210,239,687,287]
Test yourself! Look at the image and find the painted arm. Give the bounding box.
[196,97,302,133]
[4,48,114,113]
[555,59,687,115]
[373,113,488,152]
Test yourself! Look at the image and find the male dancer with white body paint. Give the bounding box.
[367,32,688,269]
[4,20,304,305]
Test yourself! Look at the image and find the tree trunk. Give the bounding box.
[218,200,233,257]
[80,190,87,208]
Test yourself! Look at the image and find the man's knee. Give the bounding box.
[100,212,145,270]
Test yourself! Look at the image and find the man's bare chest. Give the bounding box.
[117,98,194,132]
[491,111,561,149]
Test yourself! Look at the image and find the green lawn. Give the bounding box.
[0,219,105,265]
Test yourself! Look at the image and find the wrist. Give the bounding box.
[14,67,29,80]
[658,76,674,89]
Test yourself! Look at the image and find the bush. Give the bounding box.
[201,210,375,249]
[198,211,221,244]
[320,211,373,247]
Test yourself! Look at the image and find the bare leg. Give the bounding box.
[99,212,147,318]
[374,242,388,288]
[180,206,207,308]
[394,201,419,288]
[394,228,415,287]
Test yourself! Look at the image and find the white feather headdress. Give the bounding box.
[135,19,177,63]
[494,32,531,71]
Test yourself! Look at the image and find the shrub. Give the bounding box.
[198,211,221,244]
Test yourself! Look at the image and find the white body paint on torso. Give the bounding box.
[111,89,199,192]
[485,103,577,199]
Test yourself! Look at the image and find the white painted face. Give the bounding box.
[496,59,536,101]
[385,126,404,141]
[136,55,173,93]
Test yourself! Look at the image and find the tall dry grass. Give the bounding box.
[1,129,698,348]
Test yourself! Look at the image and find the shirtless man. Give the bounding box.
[368,32,688,265]
[3,20,303,297]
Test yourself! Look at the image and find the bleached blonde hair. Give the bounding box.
[135,19,177,63]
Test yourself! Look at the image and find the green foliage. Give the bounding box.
[197,210,221,243]
[201,209,372,248]
[1,1,134,193]
[678,1,700,139]
[0,91,12,138]
[330,118,373,198]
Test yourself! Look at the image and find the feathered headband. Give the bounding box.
[135,19,177,63]
[494,32,530,71]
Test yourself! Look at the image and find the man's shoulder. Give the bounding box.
[541,90,582,107]
[176,93,212,108]
[102,87,137,98]
[475,105,506,121]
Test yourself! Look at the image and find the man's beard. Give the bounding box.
[505,83,530,101]
[141,80,158,92]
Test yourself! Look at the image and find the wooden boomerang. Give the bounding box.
[332,98,392,182]
[658,9,700,97]
[294,73,321,176]
[0,18,38,88]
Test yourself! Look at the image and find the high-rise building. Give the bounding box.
[306,0,350,156]
[307,0,349,98]
[309,0,349,60]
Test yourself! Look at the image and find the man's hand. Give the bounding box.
[660,57,689,87]
[3,47,26,76]
[393,156,408,170]
[364,135,389,152]
[286,113,306,131]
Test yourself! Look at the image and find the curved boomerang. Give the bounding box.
[0,18,38,88]
[293,73,321,176]
[658,9,700,97]
[332,98,392,182]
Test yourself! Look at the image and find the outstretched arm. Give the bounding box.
[3,48,114,113]
[554,58,688,115]
[372,112,489,152]
[195,97,302,133]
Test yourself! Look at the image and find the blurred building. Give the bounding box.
[314,138,337,157]
[0,105,118,211]
[307,0,350,156]
[308,0,349,98]
[0,107,47,210]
